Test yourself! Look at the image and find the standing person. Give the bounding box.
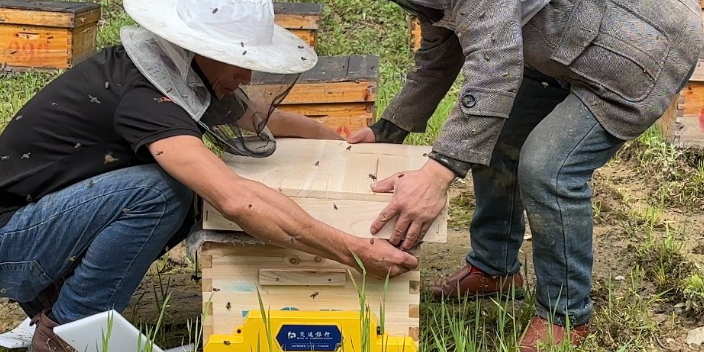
[347,0,704,350]
[0,0,418,351]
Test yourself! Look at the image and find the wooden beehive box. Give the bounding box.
[201,139,448,243]
[200,139,447,346]
[274,2,321,48]
[0,0,101,71]
[200,236,423,347]
[658,75,704,148]
[250,55,378,139]
[656,12,704,148]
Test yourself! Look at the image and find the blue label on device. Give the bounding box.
[276,324,342,351]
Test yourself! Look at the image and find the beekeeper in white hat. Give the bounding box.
[0,0,419,351]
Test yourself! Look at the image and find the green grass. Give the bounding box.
[3,0,704,352]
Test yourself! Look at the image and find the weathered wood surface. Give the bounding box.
[0,0,101,27]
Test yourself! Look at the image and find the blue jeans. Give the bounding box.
[467,69,625,327]
[0,164,194,324]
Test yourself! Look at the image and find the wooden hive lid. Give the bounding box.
[0,0,100,12]
[273,2,323,15]
[221,139,431,202]
[252,55,379,84]
[204,139,448,243]
[0,0,101,27]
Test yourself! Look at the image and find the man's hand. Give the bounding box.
[347,127,375,144]
[350,238,419,279]
[370,159,455,250]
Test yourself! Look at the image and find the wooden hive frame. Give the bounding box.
[274,2,322,48]
[198,139,449,347]
[0,0,101,71]
[249,56,379,139]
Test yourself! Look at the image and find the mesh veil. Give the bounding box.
[120,26,300,158]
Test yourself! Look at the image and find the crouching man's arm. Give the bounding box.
[147,135,418,278]
[236,97,342,140]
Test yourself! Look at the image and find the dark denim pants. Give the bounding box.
[466,68,625,327]
[0,164,194,323]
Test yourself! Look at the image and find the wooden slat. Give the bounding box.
[248,81,376,104]
[202,197,447,243]
[0,8,74,27]
[0,5,100,27]
[0,24,70,69]
[275,13,320,30]
[219,139,432,201]
[258,268,347,286]
[278,102,373,120]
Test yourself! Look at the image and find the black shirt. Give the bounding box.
[0,45,205,228]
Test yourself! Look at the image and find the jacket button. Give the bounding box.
[461,93,476,108]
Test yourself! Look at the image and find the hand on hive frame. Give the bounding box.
[369,158,454,251]
[352,237,420,279]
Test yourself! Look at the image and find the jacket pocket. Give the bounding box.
[0,261,53,302]
[551,0,671,102]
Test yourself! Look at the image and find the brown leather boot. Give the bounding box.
[519,316,590,352]
[28,309,76,352]
[427,263,524,300]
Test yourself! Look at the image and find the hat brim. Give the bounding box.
[123,0,318,75]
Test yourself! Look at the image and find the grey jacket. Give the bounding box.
[381,0,704,166]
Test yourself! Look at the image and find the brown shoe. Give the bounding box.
[28,309,76,352]
[428,263,524,300]
[519,316,590,352]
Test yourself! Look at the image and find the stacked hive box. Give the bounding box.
[274,2,322,48]
[199,139,449,349]
[197,2,425,350]
[251,55,378,139]
[656,9,704,147]
[271,3,378,138]
[0,0,101,71]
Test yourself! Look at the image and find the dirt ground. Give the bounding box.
[2,160,704,350]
